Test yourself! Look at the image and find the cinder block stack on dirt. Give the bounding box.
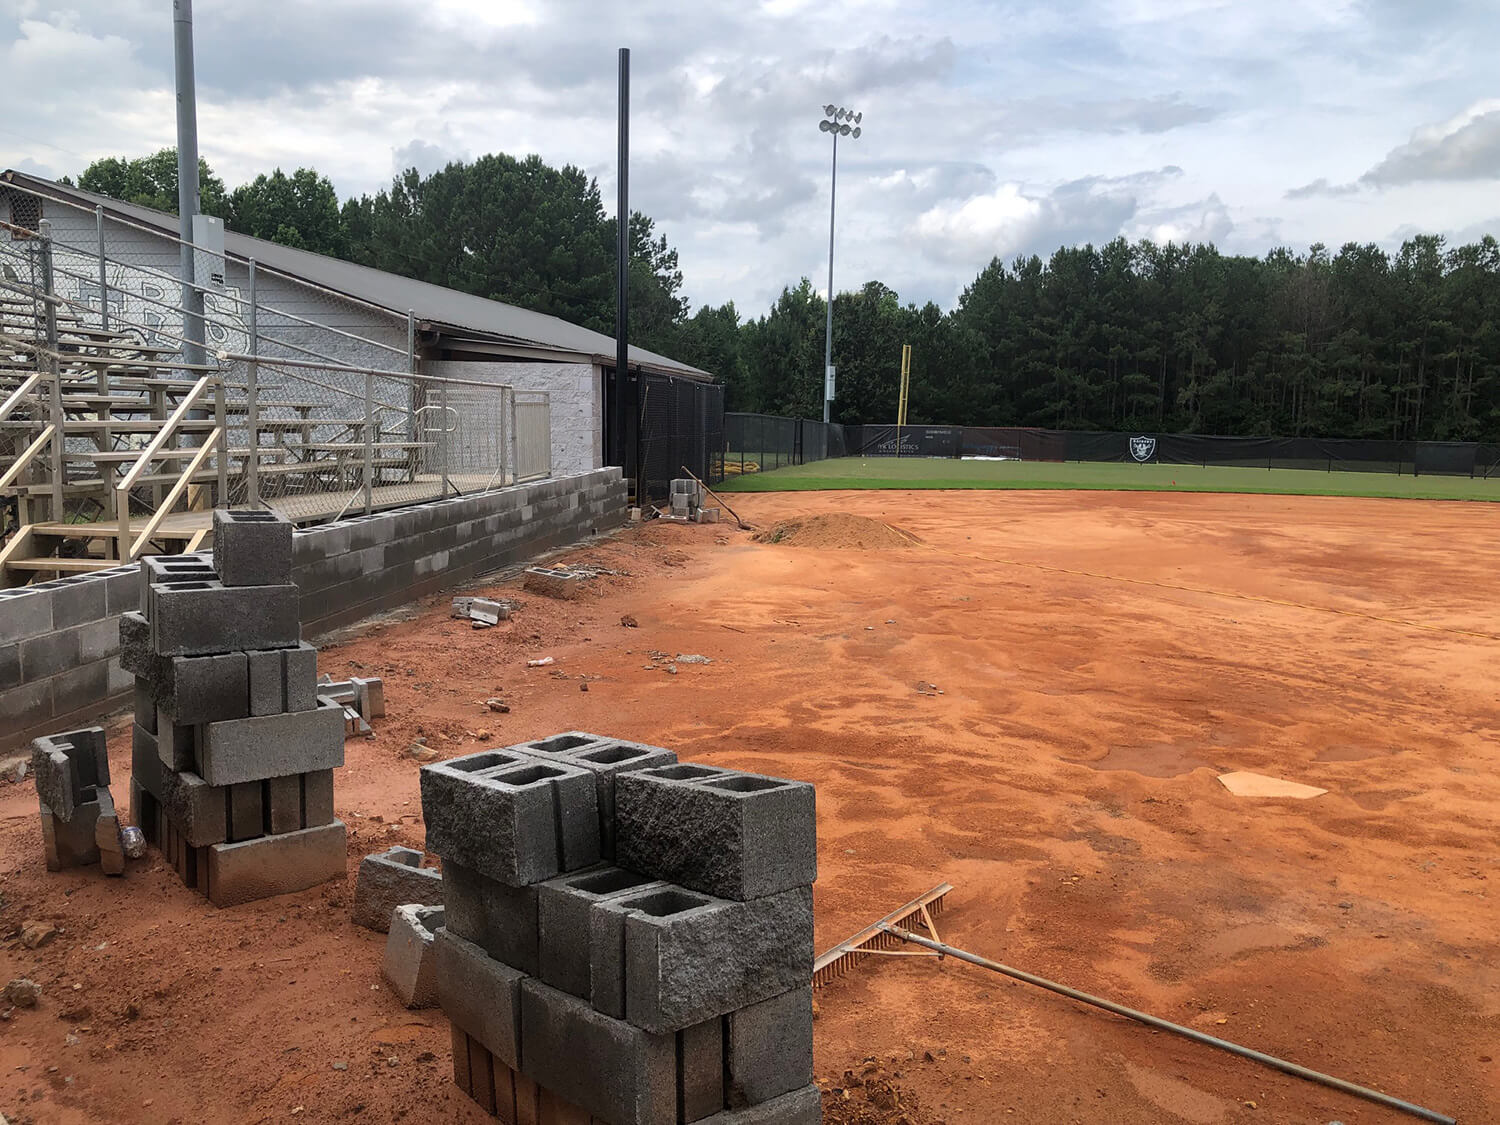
[421,731,820,1125]
[122,509,347,906]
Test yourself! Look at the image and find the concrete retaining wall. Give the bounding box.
[0,469,626,751]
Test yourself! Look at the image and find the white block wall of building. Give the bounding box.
[428,360,602,477]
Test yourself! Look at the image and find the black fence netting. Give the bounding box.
[723,414,1500,480]
[636,374,725,497]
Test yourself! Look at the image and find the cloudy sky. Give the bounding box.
[5,0,1500,314]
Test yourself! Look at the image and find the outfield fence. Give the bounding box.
[725,414,1500,479]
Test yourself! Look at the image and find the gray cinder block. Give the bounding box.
[591,884,814,1033]
[518,977,675,1125]
[154,707,197,773]
[537,866,660,999]
[157,767,228,847]
[517,734,677,860]
[158,651,249,724]
[203,819,346,907]
[31,727,108,821]
[118,611,154,677]
[352,846,442,932]
[681,1016,725,1122]
[285,643,318,712]
[149,580,299,658]
[420,750,600,886]
[131,723,162,801]
[384,904,443,1008]
[695,1085,821,1124]
[227,781,264,842]
[265,774,301,834]
[522,567,588,600]
[442,861,541,975]
[138,555,217,615]
[212,508,294,587]
[435,927,525,1068]
[303,769,335,827]
[247,649,284,716]
[615,765,817,901]
[40,797,102,870]
[198,700,344,786]
[726,986,814,1107]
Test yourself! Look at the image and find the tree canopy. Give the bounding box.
[72,150,1500,442]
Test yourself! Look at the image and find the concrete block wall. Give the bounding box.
[0,468,626,751]
[430,360,603,478]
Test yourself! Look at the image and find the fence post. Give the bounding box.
[95,205,109,333]
[246,259,260,507]
[214,378,228,505]
[38,220,64,521]
[363,371,374,515]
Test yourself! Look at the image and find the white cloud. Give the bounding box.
[3,0,1499,315]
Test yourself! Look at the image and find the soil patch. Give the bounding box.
[754,512,921,549]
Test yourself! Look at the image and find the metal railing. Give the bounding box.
[0,183,555,558]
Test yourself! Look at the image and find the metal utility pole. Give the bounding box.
[173,0,205,371]
[818,105,862,424]
[614,47,636,494]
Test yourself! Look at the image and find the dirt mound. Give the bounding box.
[753,512,921,550]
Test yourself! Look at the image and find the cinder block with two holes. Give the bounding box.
[536,865,660,999]
[615,763,817,901]
[420,749,600,885]
[588,883,814,1032]
[212,508,294,587]
[514,732,677,859]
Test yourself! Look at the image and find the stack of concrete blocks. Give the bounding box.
[31,726,124,875]
[421,731,820,1125]
[668,480,719,525]
[122,509,348,907]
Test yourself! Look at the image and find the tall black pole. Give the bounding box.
[615,47,634,495]
[173,0,204,372]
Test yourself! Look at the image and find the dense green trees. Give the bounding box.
[72,150,1500,441]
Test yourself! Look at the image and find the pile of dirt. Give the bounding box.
[821,1060,944,1125]
[753,512,921,550]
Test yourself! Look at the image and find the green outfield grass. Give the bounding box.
[715,456,1500,502]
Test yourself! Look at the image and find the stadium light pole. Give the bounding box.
[818,105,862,425]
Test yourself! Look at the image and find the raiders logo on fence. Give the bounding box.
[1130,435,1157,462]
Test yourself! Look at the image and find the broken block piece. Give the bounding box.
[420,750,600,886]
[94,786,126,876]
[31,727,109,822]
[615,764,817,900]
[39,796,102,871]
[384,904,444,1009]
[204,820,346,907]
[212,508,294,587]
[352,845,443,931]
